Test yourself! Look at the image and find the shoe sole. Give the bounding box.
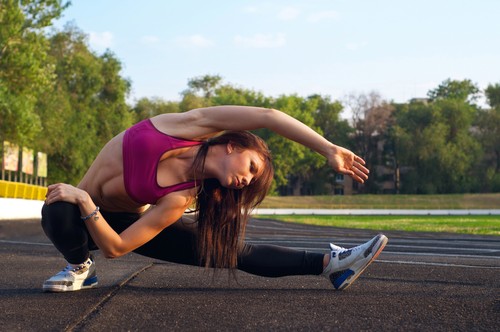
[334,234,388,290]
[43,276,98,293]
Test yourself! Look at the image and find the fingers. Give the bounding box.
[354,161,369,175]
[45,183,67,205]
[350,159,369,183]
[354,155,366,165]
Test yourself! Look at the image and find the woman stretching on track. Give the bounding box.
[41,105,388,292]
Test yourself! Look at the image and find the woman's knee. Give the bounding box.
[41,202,81,237]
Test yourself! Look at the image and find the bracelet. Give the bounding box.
[81,206,100,222]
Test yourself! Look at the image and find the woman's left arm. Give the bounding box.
[44,183,188,258]
[187,106,369,183]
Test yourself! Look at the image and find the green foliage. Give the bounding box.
[474,107,500,191]
[187,74,222,99]
[37,25,133,184]
[427,78,480,103]
[0,0,69,145]
[485,83,500,108]
[391,83,482,194]
[179,91,210,111]
[309,94,351,147]
[212,84,271,107]
[133,97,180,121]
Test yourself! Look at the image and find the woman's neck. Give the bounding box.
[192,144,225,181]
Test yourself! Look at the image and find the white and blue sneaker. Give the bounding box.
[43,255,98,292]
[322,234,388,290]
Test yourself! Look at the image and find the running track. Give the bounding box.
[0,217,498,331]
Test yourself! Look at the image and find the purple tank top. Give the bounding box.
[122,119,202,204]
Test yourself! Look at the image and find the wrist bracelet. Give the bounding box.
[81,206,100,222]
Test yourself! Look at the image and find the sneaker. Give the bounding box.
[43,255,98,292]
[322,234,388,290]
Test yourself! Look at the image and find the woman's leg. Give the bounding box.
[41,202,100,292]
[41,202,91,264]
[237,243,324,277]
[124,214,324,277]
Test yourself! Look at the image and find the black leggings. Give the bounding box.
[41,202,324,277]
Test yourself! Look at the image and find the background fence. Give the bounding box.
[0,180,47,201]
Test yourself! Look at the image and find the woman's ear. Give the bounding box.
[226,143,233,155]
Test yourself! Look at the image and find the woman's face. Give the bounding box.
[219,144,264,189]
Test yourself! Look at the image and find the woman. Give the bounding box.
[42,106,387,292]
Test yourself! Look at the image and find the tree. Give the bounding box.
[94,50,134,146]
[179,91,210,112]
[186,74,222,99]
[475,107,500,192]
[309,94,351,147]
[343,92,394,193]
[38,25,133,184]
[0,0,69,146]
[392,89,481,193]
[179,75,224,111]
[485,83,500,108]
[308,94,352,194]
[133,97,180,121]
[212,84,271,107]
[259,94,325,194]
[427,78,480,104]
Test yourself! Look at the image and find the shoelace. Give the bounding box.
[329,243,347,252]
[330,242,368,262]
[57,261,89,276]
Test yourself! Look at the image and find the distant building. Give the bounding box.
[332,173,360,195]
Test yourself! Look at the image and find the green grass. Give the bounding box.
[260,193,500,209]
[256,215,500,236]
[256,194,500,235]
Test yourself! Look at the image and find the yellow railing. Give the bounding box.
[0,180,47,201]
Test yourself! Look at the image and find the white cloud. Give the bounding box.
[88,31,113,50]
[141,35,160,44]
[307,10,339,23]
[277,7,300,20]
[234,33,286,48]
[175,34,214,48]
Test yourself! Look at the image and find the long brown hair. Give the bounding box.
[191,131,274,269]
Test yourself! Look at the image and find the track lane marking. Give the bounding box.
[0,240,52,246]
[376,259,500,269]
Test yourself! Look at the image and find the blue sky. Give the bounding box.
[55,0,500,108]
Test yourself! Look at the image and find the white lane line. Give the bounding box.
[0,240,52,246]
[376,259,500,269]
[381,251,500,260]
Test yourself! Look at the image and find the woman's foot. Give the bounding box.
[322,234,388,290]
[43,255,98,292]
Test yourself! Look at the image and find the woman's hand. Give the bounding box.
[45,183,90,205]
[328,145,370,184]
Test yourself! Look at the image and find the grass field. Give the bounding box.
[256,194,500,236]
[260,193,500,209]
[256,215,500,236]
